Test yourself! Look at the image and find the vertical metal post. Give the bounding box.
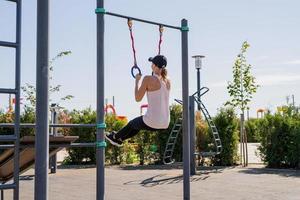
[247,108,249,120]
[50,105,58,174]
[189,96,196,175]
[97,0,105,199]
[181,19,190,200]
[240,113,243,165]
[8,94,12,112]
[196,69,201,110]
[192,55,204,111]
[14,0,22,199]
[35,0,49,199]
[240,113,245,166]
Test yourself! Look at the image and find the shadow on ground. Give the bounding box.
[57,164,96,169]
[118,163,182,170]
[123,174,209,187]
[122,165,228,187]
[238,167,300,178]
[118,163,230,172]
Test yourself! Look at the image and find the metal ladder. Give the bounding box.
[163,117,182,164]
[0,0,22,199]
[193,93,222,157]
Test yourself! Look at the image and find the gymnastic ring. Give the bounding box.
[131,65,142,78]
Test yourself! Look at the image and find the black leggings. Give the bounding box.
[114,116,159,141]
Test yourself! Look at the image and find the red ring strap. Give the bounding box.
[158,26,164,55]
[128,20,137,66]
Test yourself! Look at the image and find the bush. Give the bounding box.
[63,108,140,165]
[195,111,211,153]
[134,130,158,165]
[244,118,261,142]
[105,114,136,165]
[0,110,14,135]
[0,107,35,137]
[258,113,300,169]
[64,108,97,164]
[211,107,239,166]
[20,106,35,137]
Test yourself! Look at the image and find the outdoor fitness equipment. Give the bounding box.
[163,87,222,175]
[0,1,190,200]
[105,104,127,122]
[140,104,148,115]
[127,19,164,78]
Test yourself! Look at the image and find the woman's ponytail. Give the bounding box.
[161,68,168,81]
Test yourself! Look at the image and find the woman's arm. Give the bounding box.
[135,75,148,102]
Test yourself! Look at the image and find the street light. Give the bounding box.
[192,55,205,110]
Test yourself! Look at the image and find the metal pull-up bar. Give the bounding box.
[95,8,184,31]
[0,123,97,128]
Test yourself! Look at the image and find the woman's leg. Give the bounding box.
[114,116,156,141]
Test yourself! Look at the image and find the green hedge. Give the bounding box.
[63,106,182,165]
[0,105,242,167]
[244,118,261,142]
[211,107,239,166]
[63,108,140,165]
[194,107,239,166]
[0,107,35,137]
[258,113,300,168]
[195,111,210,154]
[0,110,14,135]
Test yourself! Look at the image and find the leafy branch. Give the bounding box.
[226,41,259,112]
[21,50,74,109]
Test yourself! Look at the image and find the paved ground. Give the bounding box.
[3,164,300,200]
[55,143,263,164]
[238,143,263,164]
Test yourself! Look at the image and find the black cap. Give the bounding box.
[148,55,167,68]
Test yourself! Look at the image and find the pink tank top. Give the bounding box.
[143,75,170,129]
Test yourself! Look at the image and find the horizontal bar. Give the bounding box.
[0,183,16,190]
[0,135,17,141]
[0,143,96,149]
[50,143,96,148]
[0,41,18,48]
[0,123,96,128]
[5,0,17,2]
[51,124,96,128]
[105,12,181,30]
[0,88,17,94]
[0,144,15,149]
[192,87,210,98]
[174,99,183,105]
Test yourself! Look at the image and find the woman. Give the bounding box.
[106,55,171,146]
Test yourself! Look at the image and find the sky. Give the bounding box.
[0,0,300,119]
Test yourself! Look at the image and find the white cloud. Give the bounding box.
[283,60,300,65]
[253,55,269,62]
[210,81,227,88]
[209,74,300,88]
[257,74,300,86]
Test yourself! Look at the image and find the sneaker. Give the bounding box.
[105,132,122,147]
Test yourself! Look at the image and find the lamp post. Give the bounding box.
[192,55,205,110]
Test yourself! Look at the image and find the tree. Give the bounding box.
[226,41,259,166]
[21,50,74,110]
